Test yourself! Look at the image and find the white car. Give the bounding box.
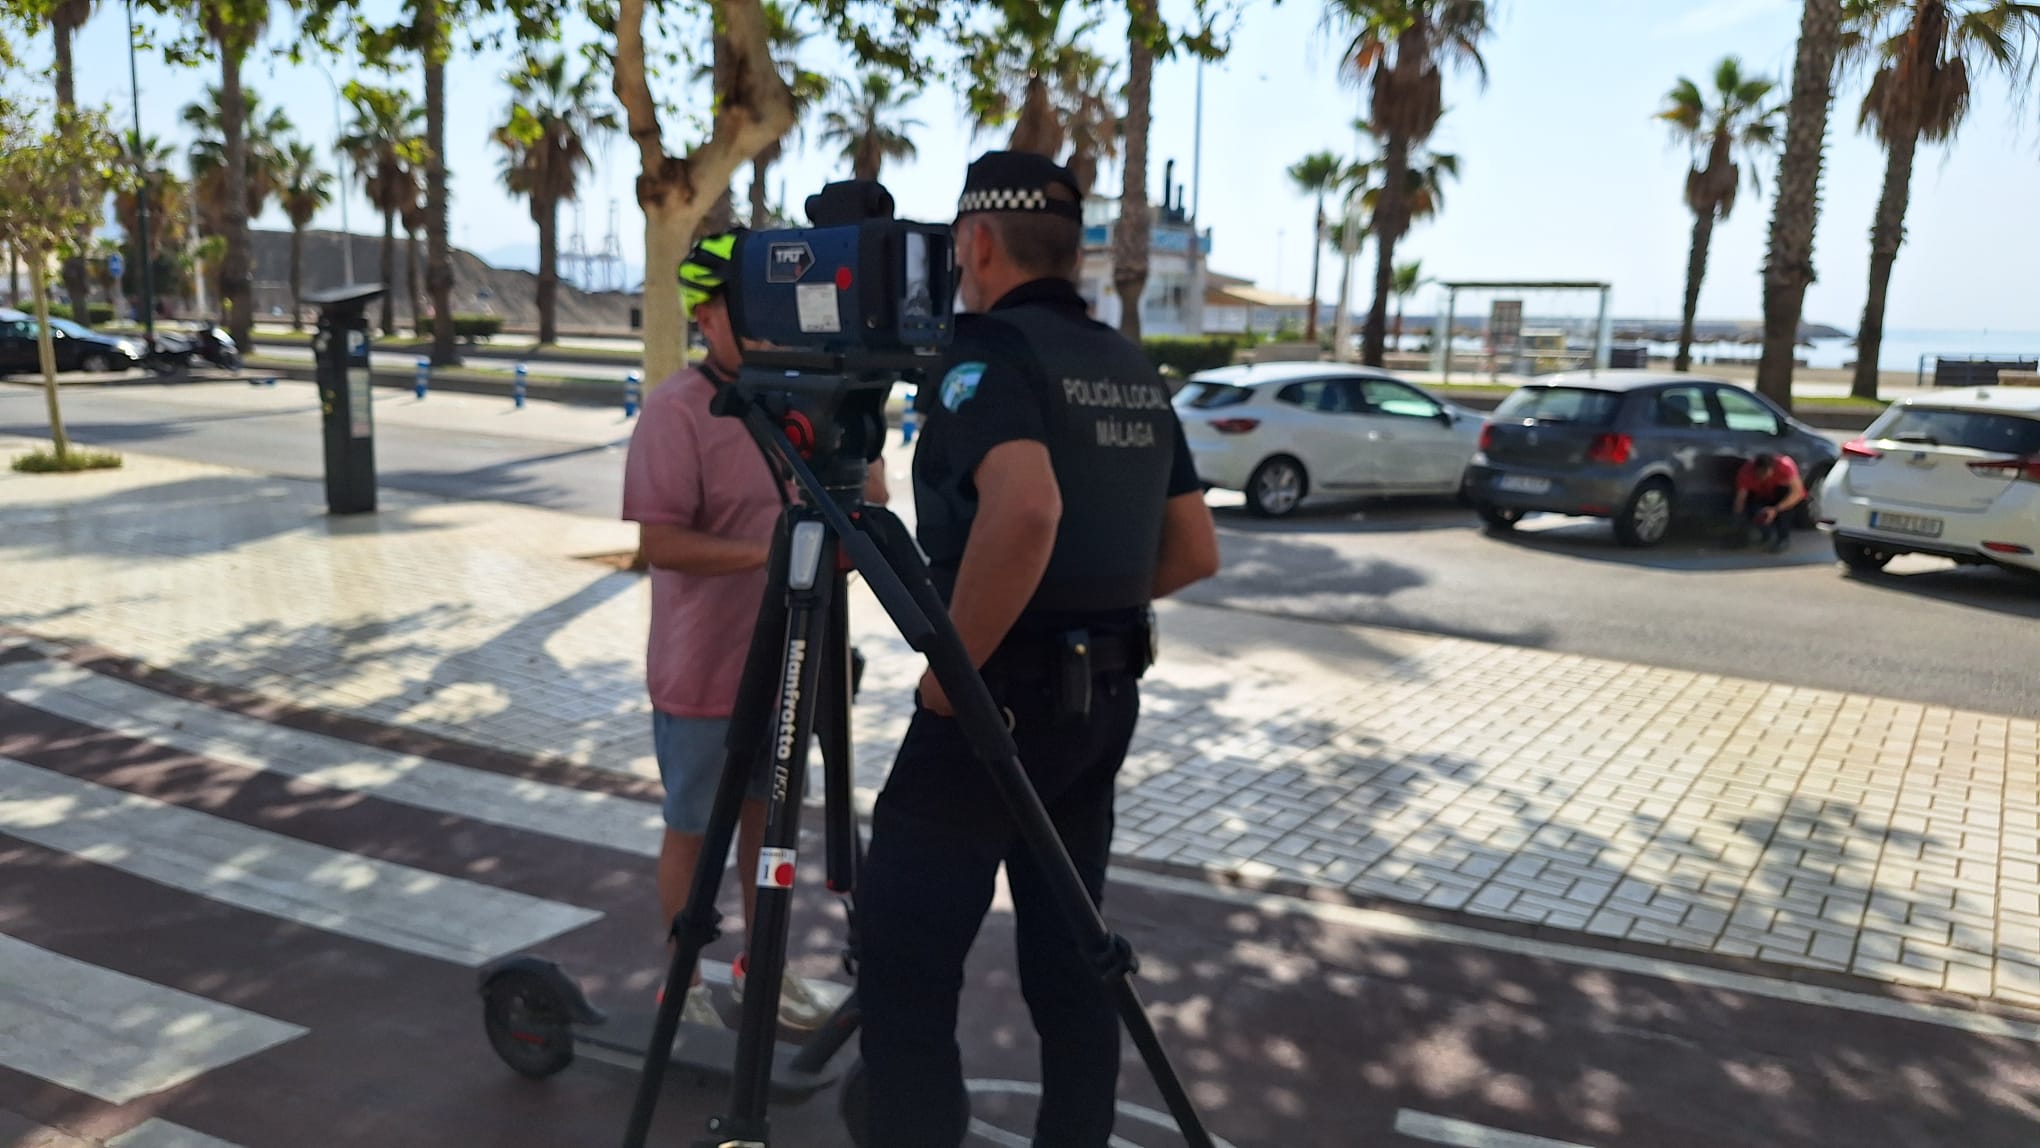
[1819,385,2040,576]
[1173,362,1483,517]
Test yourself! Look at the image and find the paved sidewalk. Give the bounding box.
[2,436,2036,1007]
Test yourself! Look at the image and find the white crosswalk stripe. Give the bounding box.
[0,660,664,857]
[0,934,303,1106]
[0,754,601,966]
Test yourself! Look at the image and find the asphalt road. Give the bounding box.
[7,379,2037,716]
[254,342,642,382]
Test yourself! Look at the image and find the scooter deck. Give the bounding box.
[574,1014,851,1102]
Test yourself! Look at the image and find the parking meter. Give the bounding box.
[307,284,385,515]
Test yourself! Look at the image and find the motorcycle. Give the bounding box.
[144,323,240,376]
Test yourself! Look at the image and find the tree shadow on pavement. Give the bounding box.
[377,439,625,517]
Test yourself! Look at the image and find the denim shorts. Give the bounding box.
[652,710,772,833]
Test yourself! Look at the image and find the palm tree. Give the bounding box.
[401,187,426,334]
[1327,212,1370,351]
[183,90,291,235]
[1391,258,1433,348]
[1113,0,1161,340]
[1849,1,2039,399]
[819,74,922,181]
[196,0,270,345]
[1287,151,1346,343]
[45,0,97,322]
[276,140,333,331]
[1325,0,1494,366]
[1757,0,1851,407]
[339,82,426,336]
[494,52,615,344]
[1660,57,1783,373]
[964,0,1120,187]
[115,132,186,312]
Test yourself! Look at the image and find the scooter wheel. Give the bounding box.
[838,1058,868,1147]
[482,968,576,1079]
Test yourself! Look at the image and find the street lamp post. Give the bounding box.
[314,59,355,285]
[124,0,154,341]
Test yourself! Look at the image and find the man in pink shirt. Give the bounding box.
[622,230,885,1028]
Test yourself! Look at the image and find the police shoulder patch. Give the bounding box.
[939,362,988,411]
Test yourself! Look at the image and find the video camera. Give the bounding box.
[726,180,954,364]
[716,180,954,498]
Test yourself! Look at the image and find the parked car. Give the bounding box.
[1464,372,1841,547]
[0,309,143,375]
[1173,362,1483,517]
[1819,385,2040,576]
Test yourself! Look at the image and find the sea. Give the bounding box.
[1409,328,2040,380]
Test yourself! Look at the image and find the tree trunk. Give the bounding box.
[220,48,253,347]
[407,227,424,335]
[1852,126,1917,401]
[1305,192,1324,343]
[1364,132,1407,367]
[421,1,458,367]
[612,0,796,388]
[1675,208,1716,373]
[1394,297,1405,346]
[54,25,95,332]
[1332,215,1357,361]
[380,208,396,336]
[289,224,304,332]
[1757,0,1846,410]
[1112,0,1157,342]
[537,194,559,344]
[29,246,71,461]
[749,153,772,229]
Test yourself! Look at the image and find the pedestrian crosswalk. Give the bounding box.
[0,649,659,1147]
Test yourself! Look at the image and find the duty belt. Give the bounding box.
[982,624,1154,722]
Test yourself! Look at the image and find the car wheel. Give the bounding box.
[1474,501,1524,532]
[1835,537,1895,575]
[1794,464,1831,529]
[1245,456,1308,519]
[79,352,111,374]
[1614,479,1674,548]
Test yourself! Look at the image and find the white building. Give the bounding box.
[1074,197,1210,336]
[1202,272,1316,336]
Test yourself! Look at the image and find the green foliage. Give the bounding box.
[1143,335,1245,377]
[0,103,129,257]
[414,313,506,340]
[44,303,118,325]
[11,446,124,473]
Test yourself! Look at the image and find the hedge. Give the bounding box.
[43,303,117,326]
[414,314,506,341]
[1143,335,1246,379]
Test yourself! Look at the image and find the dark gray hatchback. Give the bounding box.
[1463,372,1841,547]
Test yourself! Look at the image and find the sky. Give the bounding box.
[41,0,2040,332]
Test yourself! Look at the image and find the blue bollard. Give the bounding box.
[900,387,919,445]
[624,370,641,418]
[513,362,527,409]
[414,357,429,399]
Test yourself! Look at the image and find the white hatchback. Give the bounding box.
[1173,362,1483,517]
[1819,385,2040,576]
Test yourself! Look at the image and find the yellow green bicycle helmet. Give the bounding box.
[678,229,743,317]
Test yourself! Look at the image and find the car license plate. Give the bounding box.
[1497,474,1551,495]
[1871,510,1943,538]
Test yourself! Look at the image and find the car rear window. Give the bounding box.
[1874,408,2040,455]
[1492,386,1622,426]
[1179,382,1253,410]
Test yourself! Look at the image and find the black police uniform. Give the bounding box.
[857,155,1200,1148]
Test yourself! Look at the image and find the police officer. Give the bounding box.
[857,151,1221,1147]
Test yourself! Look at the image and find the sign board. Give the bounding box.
[1489,300,1524,355]
[107,253,124,281]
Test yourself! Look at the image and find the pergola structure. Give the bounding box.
[1432,280,1615,383]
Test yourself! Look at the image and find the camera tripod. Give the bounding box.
[619,366,1215,1148]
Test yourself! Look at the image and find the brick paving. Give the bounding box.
[2,434,2037,1004]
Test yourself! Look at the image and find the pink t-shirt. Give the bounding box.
[622,366,785,717]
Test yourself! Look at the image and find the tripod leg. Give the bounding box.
[849,507,1217,1148]
[620,520,796,1148]
[818,568,858,897]
[714,516,838,1145]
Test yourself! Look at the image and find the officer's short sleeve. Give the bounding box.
[935,326,1047,478]
[1165,417,1200,498]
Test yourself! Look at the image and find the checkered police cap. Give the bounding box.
[955,151,1083,221]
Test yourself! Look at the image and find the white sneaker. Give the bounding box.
[730,963,843,1032]
[677,983,723,1028]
